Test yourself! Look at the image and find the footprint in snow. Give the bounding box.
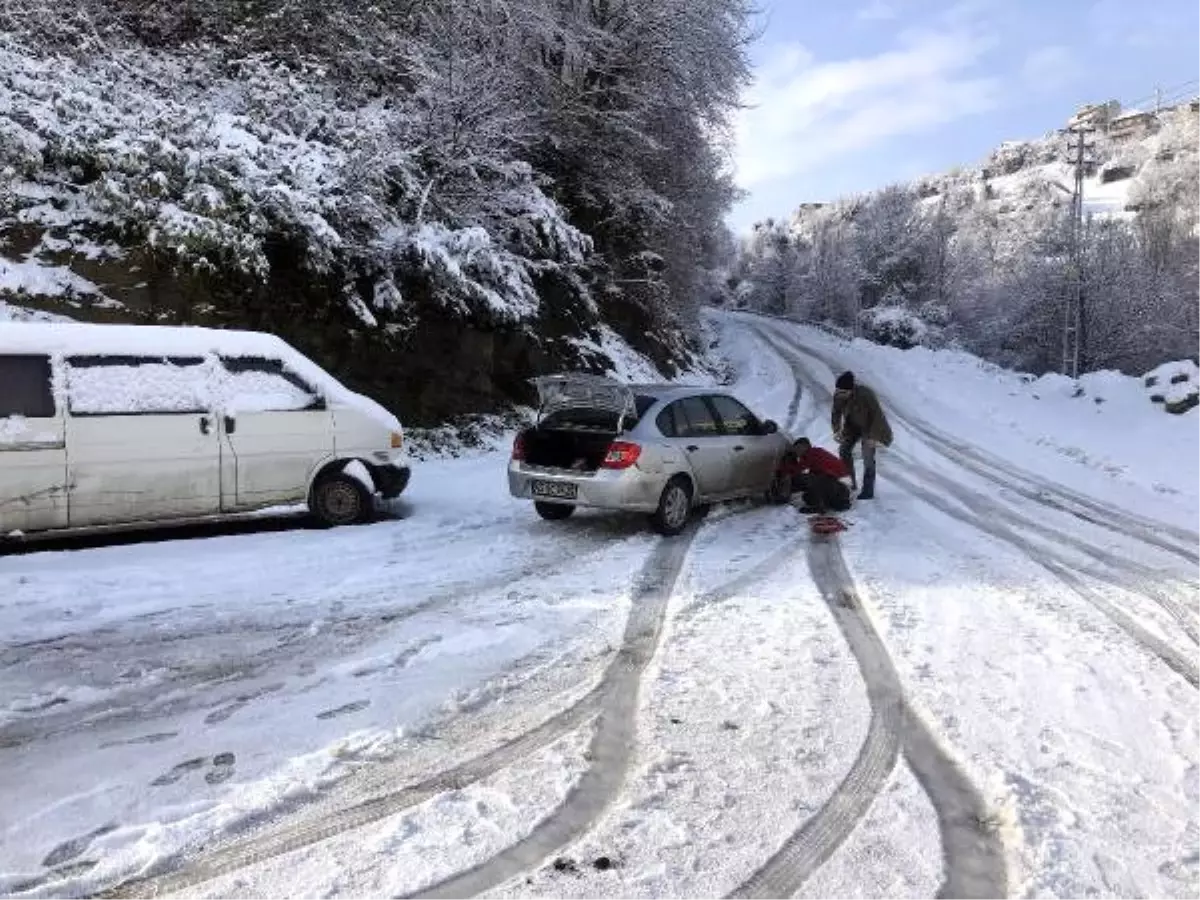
[99,731,177,748]
[151,757,207,787]
[316,700,370,720]
[41,823,117,868]
[205,752,237,785]
[204,701,247,725]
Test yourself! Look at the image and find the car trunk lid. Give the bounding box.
[533,373,635,423]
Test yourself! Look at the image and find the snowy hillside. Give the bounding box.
[733,101,1199,378]
[0,0,754,425]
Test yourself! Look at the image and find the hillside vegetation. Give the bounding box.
[0,0,752,423]
[732,103,1199,377]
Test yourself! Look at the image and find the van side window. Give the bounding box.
[66,356,208,416]
[219,356,324,412]
[0,355,55,418]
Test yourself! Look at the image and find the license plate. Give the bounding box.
[531,480,578,500]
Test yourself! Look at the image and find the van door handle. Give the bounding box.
[224,416,236,434]
[686,445,699,452]
[199,416,211,435]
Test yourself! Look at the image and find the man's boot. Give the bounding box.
[839,442,857,491]
[858,468,876,500]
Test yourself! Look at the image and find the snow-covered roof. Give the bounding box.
[0,322,401,429]
[0,321,294,358]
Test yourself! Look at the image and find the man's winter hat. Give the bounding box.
[835,371,855,390]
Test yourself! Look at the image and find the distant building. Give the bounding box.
[1069,100,1121,130]
[1109,110,1160,142]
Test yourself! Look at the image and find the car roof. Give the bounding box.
[629,383,729,402]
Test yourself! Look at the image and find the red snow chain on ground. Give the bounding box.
[810,515,847,535]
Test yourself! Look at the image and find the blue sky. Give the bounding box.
[728,0,1200,231]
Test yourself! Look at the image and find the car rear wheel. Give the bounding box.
[650,477,692,536]
[311,474,370,527]
[535,501,575,521]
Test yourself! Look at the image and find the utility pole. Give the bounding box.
[1063,124,1095,379]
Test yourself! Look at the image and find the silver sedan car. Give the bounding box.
[508,374,794,534]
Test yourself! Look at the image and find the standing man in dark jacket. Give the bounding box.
[831,371,892,499]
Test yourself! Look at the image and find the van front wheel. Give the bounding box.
[311,474,370,527]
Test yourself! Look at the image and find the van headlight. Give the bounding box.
[390,431,404,449]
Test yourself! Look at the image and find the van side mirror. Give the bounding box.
[762,419,778,434]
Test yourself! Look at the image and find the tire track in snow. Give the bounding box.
[889,452,1200,649]
[103,528,698,899]
[2,529,649,752]
[732,534,1009,900]
[753,320,1199,653]
[730,536,901,898]
[902,422,1199,566]
[887,468,1199,689]
[409,525,698,898]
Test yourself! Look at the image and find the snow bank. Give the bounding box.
[0,257,103,301]
[0,301,72,323]
[1143,360,1200,413]
[569,326,664,384]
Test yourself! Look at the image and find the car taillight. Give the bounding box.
[512,433,526,461]
[602,441,641,469]
[390,431,404,449]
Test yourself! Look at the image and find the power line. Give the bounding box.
[1118,78,1198,113]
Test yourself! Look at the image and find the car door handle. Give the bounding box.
[224,416,236,434]
[686,445,699,452]
[199,416,211,435]
[733,445,745,452]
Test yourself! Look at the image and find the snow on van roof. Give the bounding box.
[0,322,401,431]
[0,321,295,357]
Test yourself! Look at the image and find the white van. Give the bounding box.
[0,322,411,538]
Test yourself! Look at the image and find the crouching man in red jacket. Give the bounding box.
[780,437,852,514]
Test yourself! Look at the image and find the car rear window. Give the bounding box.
[541,395,655,433]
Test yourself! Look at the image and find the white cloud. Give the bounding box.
[1020,45,1081,91]
[856,1,898,22]
[733,28,1001,190]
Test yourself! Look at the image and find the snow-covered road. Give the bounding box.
[1,312,1196,899]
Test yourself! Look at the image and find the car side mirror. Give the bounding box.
[762,419,778,434]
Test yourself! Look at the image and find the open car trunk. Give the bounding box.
[521,374,635,472]
[522,426,618,472]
